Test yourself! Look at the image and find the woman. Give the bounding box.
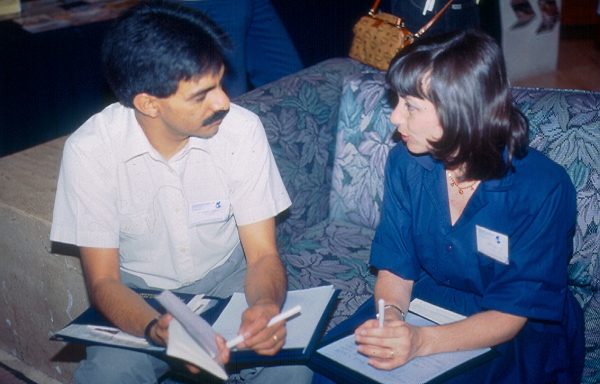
[351,30,583,383]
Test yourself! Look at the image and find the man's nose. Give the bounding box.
[212,87,230,111]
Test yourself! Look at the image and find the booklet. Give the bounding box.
[311,299,496,384]
[51,285,339,378]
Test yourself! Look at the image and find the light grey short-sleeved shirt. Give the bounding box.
[50,102,291,289]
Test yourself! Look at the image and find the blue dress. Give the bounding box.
[367,144,584,383]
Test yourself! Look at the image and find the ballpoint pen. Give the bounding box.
[378,298,385,328]
[226,304,302,349]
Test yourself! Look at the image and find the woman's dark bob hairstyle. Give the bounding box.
[386,29,528,181]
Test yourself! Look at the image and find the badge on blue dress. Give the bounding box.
[476,225,509,264]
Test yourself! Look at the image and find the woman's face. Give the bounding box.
[390,95,443,155]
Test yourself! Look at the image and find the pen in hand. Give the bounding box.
[226,304,302,349]
[378,298,385,328]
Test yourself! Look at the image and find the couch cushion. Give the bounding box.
[328,71,396,230]
[235,58,371,250]
[280,219,376,329]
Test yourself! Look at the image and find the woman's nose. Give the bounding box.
[390,103,407,127]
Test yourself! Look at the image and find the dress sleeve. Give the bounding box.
[369,146,421,280]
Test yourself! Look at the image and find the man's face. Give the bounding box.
[154,66,230,140]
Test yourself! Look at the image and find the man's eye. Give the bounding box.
[405,102,416,111]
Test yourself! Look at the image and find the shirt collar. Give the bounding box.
[411,147,517,191]
[121,108,155,162]
[120,108,211,163]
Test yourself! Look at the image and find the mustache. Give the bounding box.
[202,109,230,126]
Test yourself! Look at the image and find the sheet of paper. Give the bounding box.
[55,323,162,351]
[317,301,490,384]
[156,291,218,357]
[167,319,228,381]
[212,285,335,351]
[408,298,466,324]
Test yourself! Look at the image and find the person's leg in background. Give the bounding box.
[244,0,303,88]
[176,0,302,97]
[177,0,251,97]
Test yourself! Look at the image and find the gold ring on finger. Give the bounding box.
[273,334,278,342]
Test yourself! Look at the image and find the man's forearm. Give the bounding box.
[80,247,160,337]
[244,253,287,308]
[89,278,160,337]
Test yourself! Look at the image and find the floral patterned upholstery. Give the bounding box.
[236,58,600,383]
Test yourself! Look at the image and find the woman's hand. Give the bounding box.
[354,318,423,370]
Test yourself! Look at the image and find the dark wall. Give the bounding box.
[0,20,113,157]
[271,0,371,67]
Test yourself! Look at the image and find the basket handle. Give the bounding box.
[368,0,382,16]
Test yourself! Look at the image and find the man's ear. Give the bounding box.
[133,93,160,117]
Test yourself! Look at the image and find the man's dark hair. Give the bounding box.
[102,0,231,107]
[387,29,528,181]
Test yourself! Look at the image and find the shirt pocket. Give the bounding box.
[119,209,153,238]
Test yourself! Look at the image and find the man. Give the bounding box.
[50,1,311,382]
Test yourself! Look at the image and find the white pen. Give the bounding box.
[378,298,385,328]
[226,304,302,349]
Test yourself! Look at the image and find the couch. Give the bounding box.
[0,58,598,383]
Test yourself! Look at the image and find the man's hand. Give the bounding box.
[236,300,285,355]
[147,313,231,374]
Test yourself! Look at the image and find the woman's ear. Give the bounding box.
[133,93,159,117]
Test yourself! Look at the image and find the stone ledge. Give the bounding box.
[0,137,87,383]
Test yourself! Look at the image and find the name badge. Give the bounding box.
[476,225,509,264]
[189,200,230,226]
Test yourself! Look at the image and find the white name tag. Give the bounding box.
[476,225,509,264]
[189,200,230,226]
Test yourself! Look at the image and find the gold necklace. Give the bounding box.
[446,171,477,195]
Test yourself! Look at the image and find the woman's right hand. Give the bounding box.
[354,318,423,370]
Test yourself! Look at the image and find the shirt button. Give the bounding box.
[446,244,453,252]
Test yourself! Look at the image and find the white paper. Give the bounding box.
[212,285,336,351]
[55,323,162,352]
[317,300,491,384]
[167,319,228,381]
[156,290,218,357]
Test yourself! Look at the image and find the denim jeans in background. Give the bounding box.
[178,0,303,97]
